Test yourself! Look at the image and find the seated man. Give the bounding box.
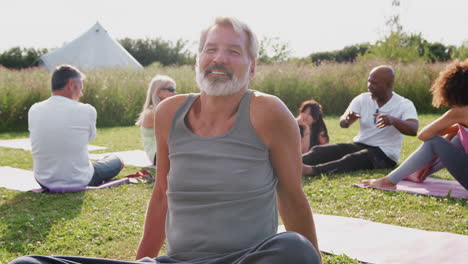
[13,17,321,264]
[303,65,419,176]
[28,64,123,190]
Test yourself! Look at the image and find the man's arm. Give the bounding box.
[135,95,186,259]
[88,106,97,142]
[373,114,419,136]
[251,93,320,256]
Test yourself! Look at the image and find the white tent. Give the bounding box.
[40,22,143,72]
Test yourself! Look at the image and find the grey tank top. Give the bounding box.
[165,90,278,260]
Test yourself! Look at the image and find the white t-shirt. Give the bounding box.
[28,95,97,188]
[345,92,418,162]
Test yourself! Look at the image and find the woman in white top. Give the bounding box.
[363,59,468,190]
[136,75,176,165]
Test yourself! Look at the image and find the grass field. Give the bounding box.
[0,115,466,264]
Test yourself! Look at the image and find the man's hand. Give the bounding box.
[373,113,418,136]
[373,113,395,128]
[346,111,361,121]
[340,111,361,128]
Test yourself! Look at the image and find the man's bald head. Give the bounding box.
[367,65,395,102]
[370,65,395,88]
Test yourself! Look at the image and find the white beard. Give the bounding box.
[195,63,250,96]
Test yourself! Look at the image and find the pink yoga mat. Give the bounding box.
[278,214,468,264]
[355,177,468,199]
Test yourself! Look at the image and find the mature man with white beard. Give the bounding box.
[11,17,320,264]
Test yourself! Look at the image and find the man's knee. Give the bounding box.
[10,255,44,264]
[302,144,330,164]
[267,232,321,263]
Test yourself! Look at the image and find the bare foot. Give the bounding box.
[362,177,396,189]
[302,164,315,176]
[404,169,427,183]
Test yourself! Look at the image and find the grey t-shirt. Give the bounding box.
[165,90,278,260]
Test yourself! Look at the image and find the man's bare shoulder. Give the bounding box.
[250,91,287,116]
[157,94,190,112]
[155,94,189,126]
[250,91,296,147]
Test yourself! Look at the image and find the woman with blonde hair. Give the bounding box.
[363,59,468,190]
[136,74,176,165]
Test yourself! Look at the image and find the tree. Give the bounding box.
[452,40,468,60]
[119,38,195,66]
[309,44,369,65]
[360,0,452,63]
[258,36,291,64]
[0,47,48,69]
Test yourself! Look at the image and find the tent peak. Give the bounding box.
[93,21,107,34]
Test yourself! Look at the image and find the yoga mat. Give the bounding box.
[0,138,106,152]
[0,166,129,192]
[278,214,468,264]
[31,178,130,193]
[0,166,41,191]
[89,150,152,167]
[355,177,468,199]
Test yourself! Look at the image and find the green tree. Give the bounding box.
[360,0,453,63]
[119,38,195,66]
[452,40,468,60]
[0,47,48,69]
[258,36,291,64]
[309,44,369,65]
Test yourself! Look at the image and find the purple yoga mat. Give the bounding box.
[278,214,468,264]
[355,177,468,199]
[31,178,130,193]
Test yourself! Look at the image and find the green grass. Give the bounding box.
[0,115,466,264]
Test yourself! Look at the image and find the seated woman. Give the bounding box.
[136,75,176,165]
[296,99,329,153]
[363,59,468,190]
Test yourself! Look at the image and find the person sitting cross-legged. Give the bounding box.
[12,17,321,264]
[136,74,177,166]
[28,64,124,190]
[302,65,419,177]
[363,59,468,190]
[296,99,329,154]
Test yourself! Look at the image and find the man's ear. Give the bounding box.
[65,79,75,90]
[249,60,256,80]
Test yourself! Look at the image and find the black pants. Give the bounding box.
[302,142,396,175]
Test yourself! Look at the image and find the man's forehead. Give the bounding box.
[204,25,247,48]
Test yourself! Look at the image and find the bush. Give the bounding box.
[118,38,195,66]
[0,47,48,69]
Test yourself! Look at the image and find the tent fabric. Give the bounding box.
[40,22,142,71]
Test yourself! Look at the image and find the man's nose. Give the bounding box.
[213,50,228,64]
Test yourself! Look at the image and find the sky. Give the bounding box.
[1,0,467,57]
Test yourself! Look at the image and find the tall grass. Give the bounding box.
[0,61,447,132]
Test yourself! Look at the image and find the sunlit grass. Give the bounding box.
[0,115,466,264]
